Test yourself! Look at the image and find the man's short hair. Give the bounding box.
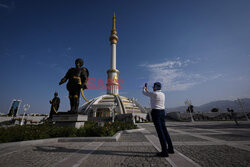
[153,82,161,90]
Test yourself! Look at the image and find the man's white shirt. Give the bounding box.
[142,88,165,110]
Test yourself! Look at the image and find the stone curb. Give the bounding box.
[0,138,58,150]
[58,131,123,142]
[0,131,123,149]
[0,128,146,149]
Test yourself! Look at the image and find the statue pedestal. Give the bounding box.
[52,114,88,129]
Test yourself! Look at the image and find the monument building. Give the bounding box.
[79,13,147,122]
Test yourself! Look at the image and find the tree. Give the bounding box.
[211,108,219,112]
[186,105,194,113]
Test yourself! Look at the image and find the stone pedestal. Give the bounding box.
[52,114,88,129]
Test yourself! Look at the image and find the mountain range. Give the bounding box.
[167,98,250,113]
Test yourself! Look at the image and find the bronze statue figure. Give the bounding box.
[49,92,60,118]
[59,58,89,113]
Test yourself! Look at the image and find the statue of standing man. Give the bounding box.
[49,92,60,118]
[59,58,89,113]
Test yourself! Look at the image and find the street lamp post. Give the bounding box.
[133,104,136,123]
[185,99,194,123]
[131,98,137,123]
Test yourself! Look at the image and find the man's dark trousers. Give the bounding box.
[151,109,173,153]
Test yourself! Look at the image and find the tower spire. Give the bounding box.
[109,12,118,44]
[107,13,119,95]
[112,12,116,33]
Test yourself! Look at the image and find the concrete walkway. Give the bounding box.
[0,121,250,167]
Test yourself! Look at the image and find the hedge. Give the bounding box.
[0,121,137,143]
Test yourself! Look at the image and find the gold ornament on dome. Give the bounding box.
[114,74,119,83]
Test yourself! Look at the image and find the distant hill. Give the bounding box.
[167,98,250,113]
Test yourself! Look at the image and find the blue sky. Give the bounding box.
[0,0,250,114]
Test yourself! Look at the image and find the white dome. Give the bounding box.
[79,94,147,120]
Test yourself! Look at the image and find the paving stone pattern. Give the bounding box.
[79,144,171,167]
[0,143,89,167]
[165,121,250,167]
[118,132,148,142]
[171,134,207,142]
[205,134,250,141]
[181,129,219,133]
[175,145,250,167]
[79,132,172,167]
[0,121,250,167]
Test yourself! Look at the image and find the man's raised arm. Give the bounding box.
[142,83,153,97]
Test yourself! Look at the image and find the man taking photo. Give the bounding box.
[143,82,174,157]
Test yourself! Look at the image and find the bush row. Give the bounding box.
[0,121,137,143]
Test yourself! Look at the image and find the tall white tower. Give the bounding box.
[80,13,147,121]
[107,13,119,95]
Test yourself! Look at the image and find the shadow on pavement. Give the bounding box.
[33,146,157,158]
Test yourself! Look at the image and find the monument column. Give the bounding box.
[107,13,119,95]
[111,43,116,69]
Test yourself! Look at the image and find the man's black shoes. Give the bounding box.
[167,149,175,154]
[156,152,169,157]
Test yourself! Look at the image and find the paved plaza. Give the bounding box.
[0,121,250,167]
